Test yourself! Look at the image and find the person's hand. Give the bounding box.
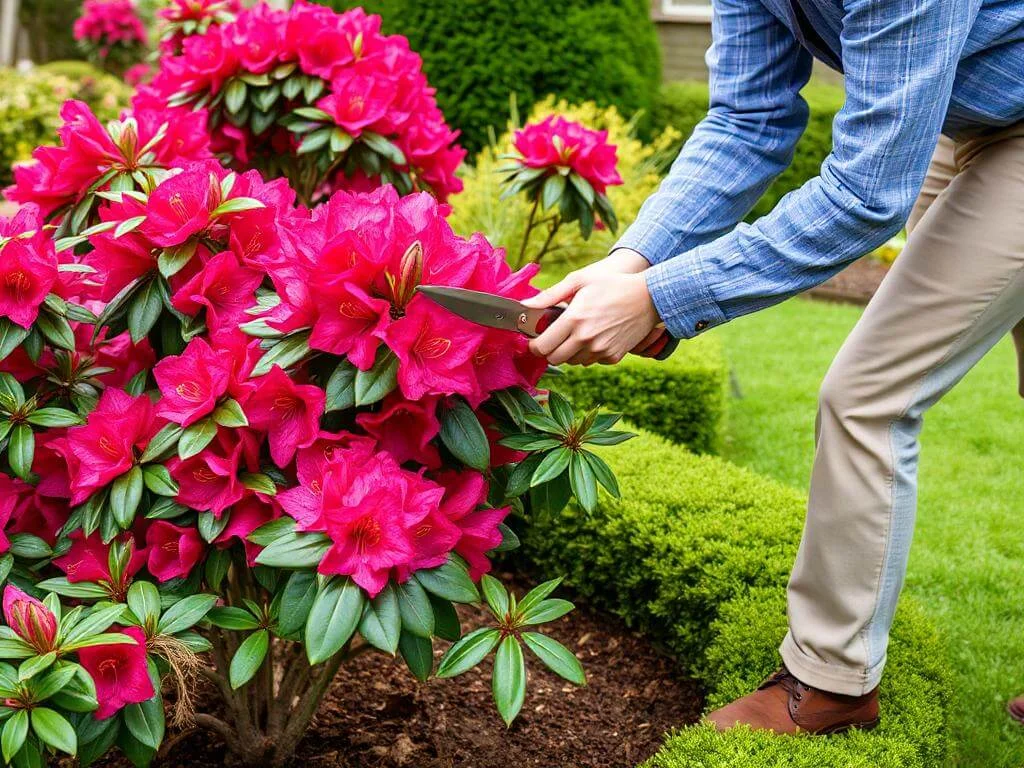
[522,263,661,366]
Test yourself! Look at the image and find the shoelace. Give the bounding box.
[760,668,807,701]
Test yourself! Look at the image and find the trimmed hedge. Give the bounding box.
[522,428,950,767]
[327,0,662,154]
[545,334,727,454]
[646,81,846,220]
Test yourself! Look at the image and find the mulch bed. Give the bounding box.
[807,258,889,306]
[112,572,703,768]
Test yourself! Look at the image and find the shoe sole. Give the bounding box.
[818,717,881,736]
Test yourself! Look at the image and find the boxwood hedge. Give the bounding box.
[546,334,727,454]
[325,0,662,154]
[522,428,950,767]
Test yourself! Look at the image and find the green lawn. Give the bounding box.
[710,297,1024,768]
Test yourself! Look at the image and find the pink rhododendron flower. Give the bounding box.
[356,393,441,467]
[245,366,325,467]
[169,429,260,516]
[154,337,235,426]
[215,496,279,565]
[2,586,58,653]
[53,531,147,586]
[78,626,155,719]
[146,521,205,582]
[141,165,218,247]
[0,472,23,554]
[74,0,147,46]
[513,115,623,195]
[0,205,59,328]
[436,471,509,580]
[63,389,164,505]
[171,250,263,340]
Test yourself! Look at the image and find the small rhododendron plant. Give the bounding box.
[0,139,630,768]
[500,114,624,266]
[74,0,150,76]
[142,0,466,206]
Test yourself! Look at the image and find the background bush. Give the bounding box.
[327,0,662,154]
[0,65,132,186]
[645,81,846,220]
[522,428,950,767]
[450,97,681,272]
[545,334,727,454]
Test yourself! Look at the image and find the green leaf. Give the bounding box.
[8,424,34,480]
[277,571,317,637]
[398,630,433,681]
[523,631,585,685]
[18,652,55,682]
[439,397,490,471]
[139,423,184,463]
[240,472,277,495]
[212,398,248,428]
[123,686,163,751]
[530,448,572,488]
[569,452,598,512]
[0,639,33,660]
[357,583,400,654]
[504,453,543,497]
[127,279,162,344]
[304,577,365,664]
[298,127,333,155]
[498,434,561,452]
[110,466,144,529]
[437,627,499,679]
[178,417,217,460]
[229,630,269,689]
[582,451,620,497]
[35,309,75,350]
[7,534,51,560]
[523,412,562,434]
[567,172,596,206]
[330,129,354,153]
[30,708,76,755]
[35,578,107,600]
[0,320,29,361]
[530,470,573,516]
[493,523,520,553]
[25,407,82,428]
[395,578,434,639]
[211,197,265,217]
[2,709,28,763]
[546,391,575,430]
[61,605,127,646]
[479,574,509,619]
[250,331,311,377]
[247,517,296,546]
[515,577,563,618]
[254,532,330,569]
[0,373,24,406]
[157,594,217,635]
[206,607,260,631]
[414,558,478,604]
[428,594,460,641]
[224,79,247,114]
[492,635,526,726]
[324,360,357,412]
[353,349,398,406]
[142,464,178,497]
[157,241,198,279]
[540,173,567,211]
[203,548,231,591]
[521,597,575,626]
[127,581,161,626]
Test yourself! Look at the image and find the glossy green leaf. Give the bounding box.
[8,424,34,480]
[357,583,400,654]
[395,578,434,639]
[212,398,248,428]
[277,570,317,637]
[492,635,526,726]
[30,708,75,755]
[157,594,217,635]
[142,464,178,497]
[521,598,574,625]
[250,331,311,377]
[439,397,489,471]
[523,631,585,685]
[206,606,260,631]
[569,452,598,512]
[414,558,478,604]
[0,320,29,362]
[127,280,162,344]
[479,574,509,618]
[2,709,28,763]
[324,359,357,412]
[436,627,499,679]
[24,407,81,428]
[398,630,433,681]
[139,423,184,463]
[353,349,398,406]
[110,466,144,529]
[531,448,571,487]
[515,578,563,618]
[127,581,161,626]
[229,630,269,689]
[304,577,364,664]
[254,532,330,569]
[178,417,217,460]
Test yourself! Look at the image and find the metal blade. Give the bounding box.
[415,286,527,333]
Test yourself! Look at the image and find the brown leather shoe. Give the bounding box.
[1009,696,1024,725]
[706,668,880,735]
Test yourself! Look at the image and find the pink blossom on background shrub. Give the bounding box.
[513,115,623,195]
[74,0,148,47]
[142,0,466,203]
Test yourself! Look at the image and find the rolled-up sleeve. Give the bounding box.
[645,0,979,339]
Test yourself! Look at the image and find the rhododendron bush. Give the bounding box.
[0,78,631,768]
[74,0,150,77]
[141,0,465,207]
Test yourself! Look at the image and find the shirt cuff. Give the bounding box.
[645,250,728,339]
[613,218,680,266]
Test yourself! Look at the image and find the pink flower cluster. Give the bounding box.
[6,100,213,217]
[0,206,59,328]
[513,115,623,195]
[74,0,148,48]
[143,0,465,200]
[157,0,241,55]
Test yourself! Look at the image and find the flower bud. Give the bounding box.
[2,586,58,653]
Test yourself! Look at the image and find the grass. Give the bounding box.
[709,297,1024,768]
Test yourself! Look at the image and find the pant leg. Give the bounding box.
[781,124,1024,696]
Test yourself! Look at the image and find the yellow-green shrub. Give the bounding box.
[449,97,682,272]
[0,66,131,186]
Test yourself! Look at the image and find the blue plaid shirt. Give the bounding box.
[620,0,1024,339]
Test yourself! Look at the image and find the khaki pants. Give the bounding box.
[780,125,1024,696]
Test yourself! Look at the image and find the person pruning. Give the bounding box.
[523,0,1024,735]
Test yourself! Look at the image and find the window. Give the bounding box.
[660,0,713,23]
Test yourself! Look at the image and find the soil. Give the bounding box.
[105,572,703,768]
[807,257,889,306]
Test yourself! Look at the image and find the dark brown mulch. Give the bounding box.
[807,257,890,306]
[118,572,703,768]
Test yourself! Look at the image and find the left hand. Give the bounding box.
[522,271,661,366]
